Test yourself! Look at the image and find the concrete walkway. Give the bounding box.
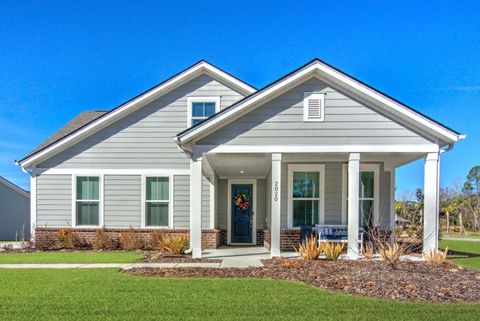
[443,237,480,242]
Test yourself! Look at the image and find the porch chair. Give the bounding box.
[314,225,364,254]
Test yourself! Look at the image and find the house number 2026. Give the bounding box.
[274,181,279,202]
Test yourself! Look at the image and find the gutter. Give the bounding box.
[439,134,466,154]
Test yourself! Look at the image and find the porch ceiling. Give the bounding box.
[205,153,271,179]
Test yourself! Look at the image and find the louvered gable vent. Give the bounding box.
[303,93,325,121]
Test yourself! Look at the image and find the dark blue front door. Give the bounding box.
[231,184,253,243]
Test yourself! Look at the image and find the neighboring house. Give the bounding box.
[0,176,30,241]
[16,59,464,259]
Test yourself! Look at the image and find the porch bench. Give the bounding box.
[314,225,364,253]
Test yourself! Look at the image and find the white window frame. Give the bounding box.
[287,164,326,228]
[72,174,104,228]
[341,164,380,226]
[187,96,221,127]
[303,92,325,122]
[141,174,174,228]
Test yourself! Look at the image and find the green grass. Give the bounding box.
[0,251,143,264]
[0,269,478,321]
[439,240,480,269]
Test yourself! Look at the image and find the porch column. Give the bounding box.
[270,153,281,257]
[347,153,360,260]
[190,157,203,258]
[423,152,440,253]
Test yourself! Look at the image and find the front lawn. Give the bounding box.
[0,269,478,321]
[0,251,143,264]
[439,240,480,269]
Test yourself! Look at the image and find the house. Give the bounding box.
[16,59,464,259]
[0,176,30,241]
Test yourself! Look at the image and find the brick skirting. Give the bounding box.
[35,227,221,249]
[263,229,301,251]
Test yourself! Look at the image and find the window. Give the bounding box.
[288,165,325,228]
[341,164,379,228]
[303,92,325,121]
[359,171,375,228]
[75,176,100,226]
[187,97,220,127]
[145,177,170,227]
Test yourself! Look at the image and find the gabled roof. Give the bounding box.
[17,60,256,168]
[28,111,108,156]
[176,58,464,145]
[0,177,30,198]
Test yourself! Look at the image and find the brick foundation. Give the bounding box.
[35,227,221,249]
[263,229,301,251]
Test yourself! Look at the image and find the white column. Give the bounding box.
[30,174,37,241]
[423,152,440,253]
[270,153,281,258]
[347,153,360,260]
[190,157,203,258]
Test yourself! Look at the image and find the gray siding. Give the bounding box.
[0,181,30,240]
[39,74,245,169]
[173,175,190,228]
[324,163,343,224]
[198,78,432,146]
[36,174,71,227]
[104,175,141,228]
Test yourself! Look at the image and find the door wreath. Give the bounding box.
[234,193,251,212]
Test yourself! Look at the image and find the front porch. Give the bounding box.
[189,147,441,259]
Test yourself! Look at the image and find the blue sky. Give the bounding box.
[1,1,479,197]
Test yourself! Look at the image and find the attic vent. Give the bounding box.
[303,93,325,121]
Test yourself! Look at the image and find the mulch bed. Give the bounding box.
[125,258,480,302]
[139,251,222,263]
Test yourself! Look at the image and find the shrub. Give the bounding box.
[424,247,448,266]
[92,228,116,251]
[379,242,404,269]
[294,235,323,260]
[160,234,189,254]
[119,228,143,251]
[57,228,79,249]
[34,233,58,251]
[149,230,164,251]
[323,242,344,260]
[363,244,374,260]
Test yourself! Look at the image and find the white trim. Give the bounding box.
[209,179,215,229]
[33,168,190,176]
[341,163,380,227]
[194,144,440,154]
[18,61,255,168]
[190,158,203,258]
[227,179,257,245]
[30,175,36,239]
[178,60,461,144]
[140,174,174,229]
[72,174,104,228]
[303,92,325,122]
[0,177,30,198]
[187,96,221,127]
[287,164,326,228]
